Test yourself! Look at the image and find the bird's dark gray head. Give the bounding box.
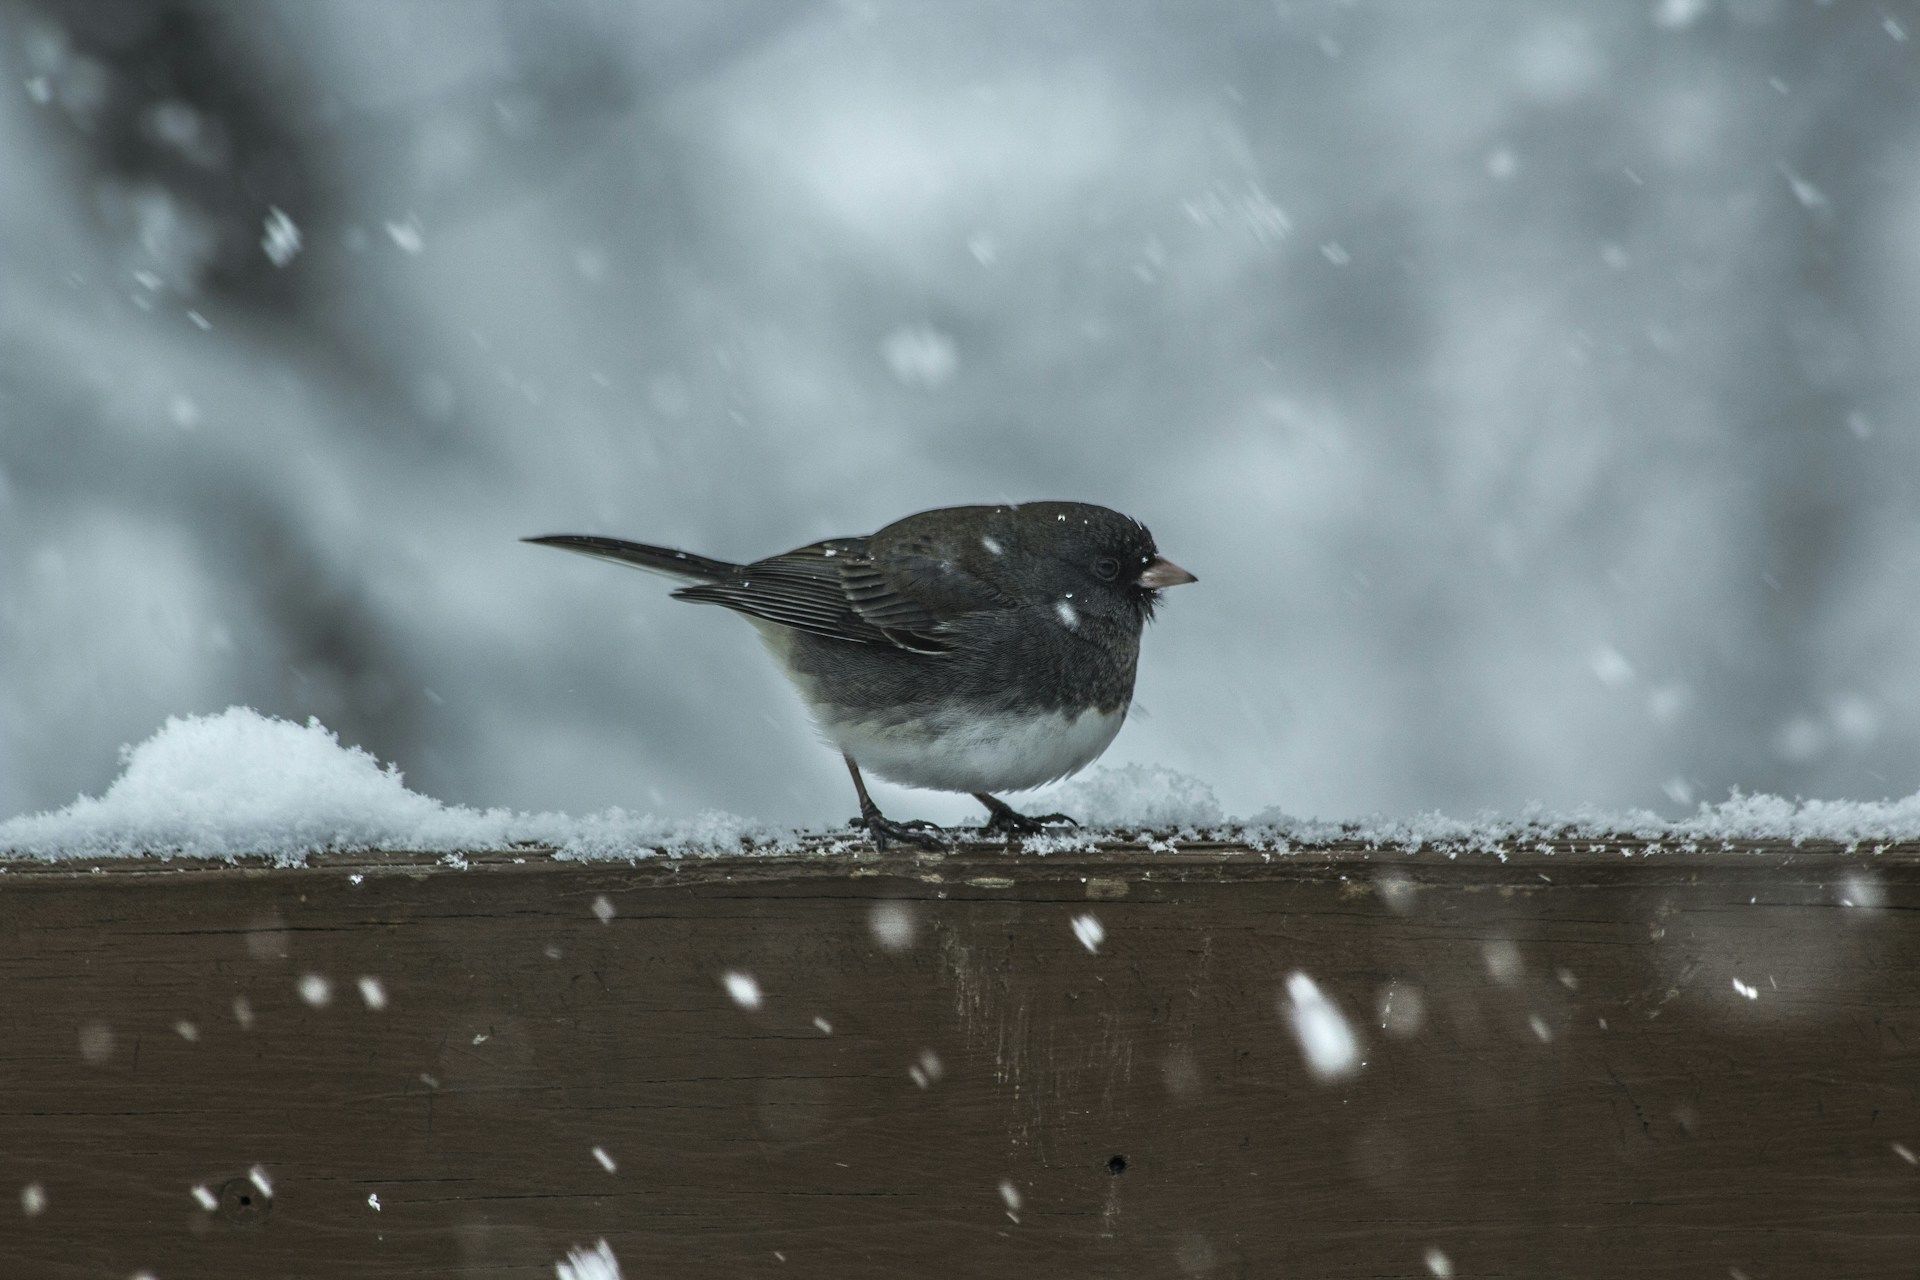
[988,500,1196,629]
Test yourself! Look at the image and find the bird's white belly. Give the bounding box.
[828,705,1126,795]
[748,619,1126,794]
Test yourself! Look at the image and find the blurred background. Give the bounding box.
[4,0,1919,828]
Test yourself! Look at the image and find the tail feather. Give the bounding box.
[522,535,738,582]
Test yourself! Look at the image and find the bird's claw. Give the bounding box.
[980,810,1079,838]
[852,812,949,851]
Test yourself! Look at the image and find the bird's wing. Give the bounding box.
[670,533,1010,655]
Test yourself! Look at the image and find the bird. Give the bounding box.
[524,501,1195,848]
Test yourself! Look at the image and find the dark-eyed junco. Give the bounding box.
[525,502,1195,847]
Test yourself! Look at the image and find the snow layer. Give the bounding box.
[4,707,1920,862]
[1242,793,1920,855]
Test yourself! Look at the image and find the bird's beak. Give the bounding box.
[1137,556,1198,589]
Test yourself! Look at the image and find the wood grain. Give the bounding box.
[1,841,1916,1278]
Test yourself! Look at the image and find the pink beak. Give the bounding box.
[1137,556,1198,589]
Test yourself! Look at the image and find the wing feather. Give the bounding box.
[668,534,1005,655]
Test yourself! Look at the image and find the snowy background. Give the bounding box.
[5,0,1920,830]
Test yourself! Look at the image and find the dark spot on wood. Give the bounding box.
[216,1177,269,1230]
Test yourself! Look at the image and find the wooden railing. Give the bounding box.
[2,839,1915,1278]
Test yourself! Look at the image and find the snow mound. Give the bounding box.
[1036,763,1224,830]
[0,707,798,863]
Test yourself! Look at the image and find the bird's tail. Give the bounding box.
[521,534,738,582]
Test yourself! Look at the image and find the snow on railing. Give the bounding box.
[5,707,1920,864]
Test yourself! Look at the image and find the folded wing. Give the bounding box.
[671,533,1009,656]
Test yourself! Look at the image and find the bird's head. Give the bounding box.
[1000,501,1196,629]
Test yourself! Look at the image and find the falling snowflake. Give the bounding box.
[1482,940,1523,986]
[1377,982,1425,1039]
[907,1048,944,1088]
[261,207,302,267]
[723,972,762,1009]
[1282,972,1360,1081]
[869,901,916,950]
[385,217,425,254]
[555,1239,623,1280]
[880,325,959,389]
[1590,646,1635,688]
[78,1022,114,1064]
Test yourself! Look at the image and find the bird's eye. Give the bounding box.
[1093,556,1120,581]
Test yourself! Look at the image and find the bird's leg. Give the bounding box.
[844,756,945,850]
[973,792,1079,837]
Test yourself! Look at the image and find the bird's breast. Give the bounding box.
[825,704,1126,795]
[746,614,1133,793]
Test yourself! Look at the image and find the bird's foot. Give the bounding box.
[852,810,948,851]
[979,808,1079,838]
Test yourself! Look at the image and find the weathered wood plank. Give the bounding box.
[2,842,1916,1278]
